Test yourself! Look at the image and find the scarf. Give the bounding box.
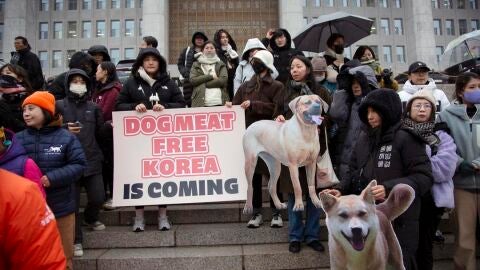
[324,48,344,63]
[138,67,156,87]
[197,53,221,65]
[401,118,439,146]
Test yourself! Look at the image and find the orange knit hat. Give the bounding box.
[22,91,56,116]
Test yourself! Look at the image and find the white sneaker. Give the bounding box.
[84,220,106,231]
[73,243,83,257]
[132,217,145,232]
[247,213,263,228]
[158,216,171,231]
[270,213,283,228]
[103,199,116,210]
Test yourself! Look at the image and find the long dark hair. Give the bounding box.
[0,63,33,93]
[353,45,377,61]
[98,61,119,84]
[287,55,317,92]
[213,29,237,51]
[455,72,480,103]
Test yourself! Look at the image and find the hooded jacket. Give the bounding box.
[117,48,186,111]
[262,28,304,85]
[92,81,121,122]
[233,38,279,93]
[56,69,104,177]
[87,45,111,62]
[10,47,45,90]
[438,103,480,190]
[177,31,208,79]
[398,79,450,113]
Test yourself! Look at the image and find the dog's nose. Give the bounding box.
[351,227,362,236]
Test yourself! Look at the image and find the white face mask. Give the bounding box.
[70,83,87,96]
[314,75,325,82]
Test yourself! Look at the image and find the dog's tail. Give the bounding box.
[376,184,415,221]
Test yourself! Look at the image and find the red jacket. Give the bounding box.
[0,169,66,270]
[92,81,121,121]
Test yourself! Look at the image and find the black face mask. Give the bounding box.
[334,44,345,54]
[251,61,268,74]
[0,74,19,88]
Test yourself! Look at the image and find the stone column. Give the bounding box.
[408,1,437,68]
[142,0,169,59]
[3,0,28,62]
[278,0,303,44]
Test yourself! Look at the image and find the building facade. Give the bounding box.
[0,0,479,77]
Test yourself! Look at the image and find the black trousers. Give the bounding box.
[252,173,283,215]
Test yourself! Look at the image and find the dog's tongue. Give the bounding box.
[351,234,365,251]
[311,115,323,125]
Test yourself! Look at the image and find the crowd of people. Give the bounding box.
[0,29,479,270]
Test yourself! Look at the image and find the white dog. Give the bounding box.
[242,94,332,213]
[320,180,414,270]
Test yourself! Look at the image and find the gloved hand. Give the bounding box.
[459,160,476,173]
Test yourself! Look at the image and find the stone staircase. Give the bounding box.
[73,189,467,270]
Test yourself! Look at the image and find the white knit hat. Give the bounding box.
[252,50,277,74]
[407,89,437,119]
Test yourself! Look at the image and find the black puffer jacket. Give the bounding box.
[116,48,186,111]
[177,32,208,79]
[262,29,304,85]
[342,89,433,270]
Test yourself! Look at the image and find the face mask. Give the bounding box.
[0,74,19,88]
[251,61,267,74]
[70,83,87,96]
[314,75,325,83]
[463,89,480,104]
[334,44,344,54]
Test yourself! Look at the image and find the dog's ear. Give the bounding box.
[288,96,302,114]
[319,191,338,213]
[360,180,377,205]
[376,184,415,221]
[319,97,329,113]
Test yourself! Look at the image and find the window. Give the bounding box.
[396,46,405,63]
[352,0,361,7]
[52,50,63,68]
[96,20,105,37]
[67,21,77,38]
[370,46,379,57]
[431,0,439,8]
[302,0,306,7]
[68,0,77,10]
[97,0,106,9]
[470,0,478,8]
[395,0,401,8]
[139,0,143,8]
[379,0,388,8]
[110,20,120,37]
[471,19,479,31]
[303,17,308,25]
[40,0,49,11]
[370,18,377,34]
[0,23,3,40]
[314,0,320,6]
[383,46,392,63]
[380,18,390,35]
[433,19,442,35]
[82,0,91,9]
[435,46,444,64]
[446,19,455,35]
[394,19,403,35]
[54,22,63,39]
[39,22,48,39]
[325,0,334,7]
[444,0,453,8]
[124,48,135,59]
[139,19,143,36]
[0,0,5,12]
[111,0,120,8]
[125,0,134,8]
[367,0,375,7]
[342,0,348,6]
[125,19,134,36]
[458,0,465,8]
[110,48,120,64]
[66,50,76,65]
[459,19,467,34]
[39,51,48,69]
[82,21,91,38]
[55,0,63,10]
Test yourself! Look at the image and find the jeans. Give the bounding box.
[75,173,105,244]
[287,193,321,243]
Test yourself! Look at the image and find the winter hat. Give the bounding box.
[311,56,327,72]
[405,89,437,120]
[358,88,402,130]
[252,50,277,74]
[22,91,55,117]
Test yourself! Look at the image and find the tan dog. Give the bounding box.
[242,94,331,214]
[319,180,414,270]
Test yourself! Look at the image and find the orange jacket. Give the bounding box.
[0,169,66,270]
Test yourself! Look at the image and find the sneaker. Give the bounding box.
[73,243,83,257]
[103,199,116,210]
[158,216,171,231]
[247,213,263,228]
[289,241,301,253]
[270,213,283,228]
[132,217,145,232]
[84,220,106,231]
[307,240,325,252]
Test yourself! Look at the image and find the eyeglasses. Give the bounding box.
[412,104,432,110]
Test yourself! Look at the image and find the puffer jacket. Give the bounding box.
[16,118,86,218]
[177,31,208,79]
[398,79,451,113]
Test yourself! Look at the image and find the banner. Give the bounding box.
[112,106,247,206]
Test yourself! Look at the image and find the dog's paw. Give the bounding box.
[243,204,253,215]
[292,201,304,211]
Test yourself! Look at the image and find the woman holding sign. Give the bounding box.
[115,47,186,232]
